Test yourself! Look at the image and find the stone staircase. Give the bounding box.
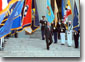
[30,29,42,39]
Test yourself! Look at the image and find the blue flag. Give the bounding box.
[31,0,40,32]
[73,2,79,32]
[0,13,5,24]
[11,0,24,30]
[62,0,65,19]
[0,2,17,27]
[46,0,55,23]
[0,0,22,38]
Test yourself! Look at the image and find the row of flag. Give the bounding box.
[46,0,80,32]
[0,0,80,39]
[0,0,40,38]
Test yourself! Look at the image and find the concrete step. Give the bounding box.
[30,30,41,38]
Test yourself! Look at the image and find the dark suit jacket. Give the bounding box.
[40,20,47,31]
[51,22,61,32]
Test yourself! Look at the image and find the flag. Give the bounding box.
[0,0,19,14]
[0,0,22,38]
[31,0,40,32]
[11,0,24,30]
[0,1,18,27]
[54,0,58,26]
[64,0,72,22]
[46,0,55,23]
[0,13,6,24]
[65,0,72,17]
[62,0,65,19]
[73,2,79,32]
[22,0,32,28]
[17,0,32,33]
[0,0,14,26]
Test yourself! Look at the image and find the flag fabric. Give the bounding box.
[11,0,24,30]
[17,0,32,33]
[0,13,6,24]
[73,2,79,32]
[65,0,72,17]
[54,0,58,26]
[0,2,17,28]
[62,0,65,19]
[31,0,40,32]
[22,0,32,28]
[0,0,19,14]
[0,0,22,38]
[0,0,13,26]
[64,0,72,21]
[46,0,55,23]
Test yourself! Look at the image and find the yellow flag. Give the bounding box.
[54,0,58,27]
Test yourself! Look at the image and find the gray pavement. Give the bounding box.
[0,38,80,57]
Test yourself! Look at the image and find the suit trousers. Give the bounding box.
[41,30,45,40]
[45,32,53,49]
[74,32,79,48]
[53,32,57,43]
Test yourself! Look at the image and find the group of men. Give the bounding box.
[40,16,80,50]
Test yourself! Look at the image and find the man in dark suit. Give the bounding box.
[52,22,60,43]
[40,16,46,40]
[44,21,53,50]
[74,30,80,48]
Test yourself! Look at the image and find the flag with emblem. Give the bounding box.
[46,0,55,23]
[0,0,22,38]
[22,0,32,28]
[73,1,80,32]
[11,0,24,30]
[31,0,40,32]
[65,0,72,17]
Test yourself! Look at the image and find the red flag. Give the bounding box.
[0,0,2,11]
[22,0,32,27]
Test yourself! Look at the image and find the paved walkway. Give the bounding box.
[0,38,80,57]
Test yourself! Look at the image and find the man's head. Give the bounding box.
[42,16,45,20]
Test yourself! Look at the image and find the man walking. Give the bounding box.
[44,21,53,50]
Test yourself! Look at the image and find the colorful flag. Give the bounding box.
[0,0,19,14]
[0,0,22,38]
[64,0,72,22]
[46,0,55,23]
[22,0,32,28]
[65,0,72,17]
[54,0,58,26]
[31,0,40,32]
[73,2,80,32]
[0,2,17,27]
[11,0,24,30]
